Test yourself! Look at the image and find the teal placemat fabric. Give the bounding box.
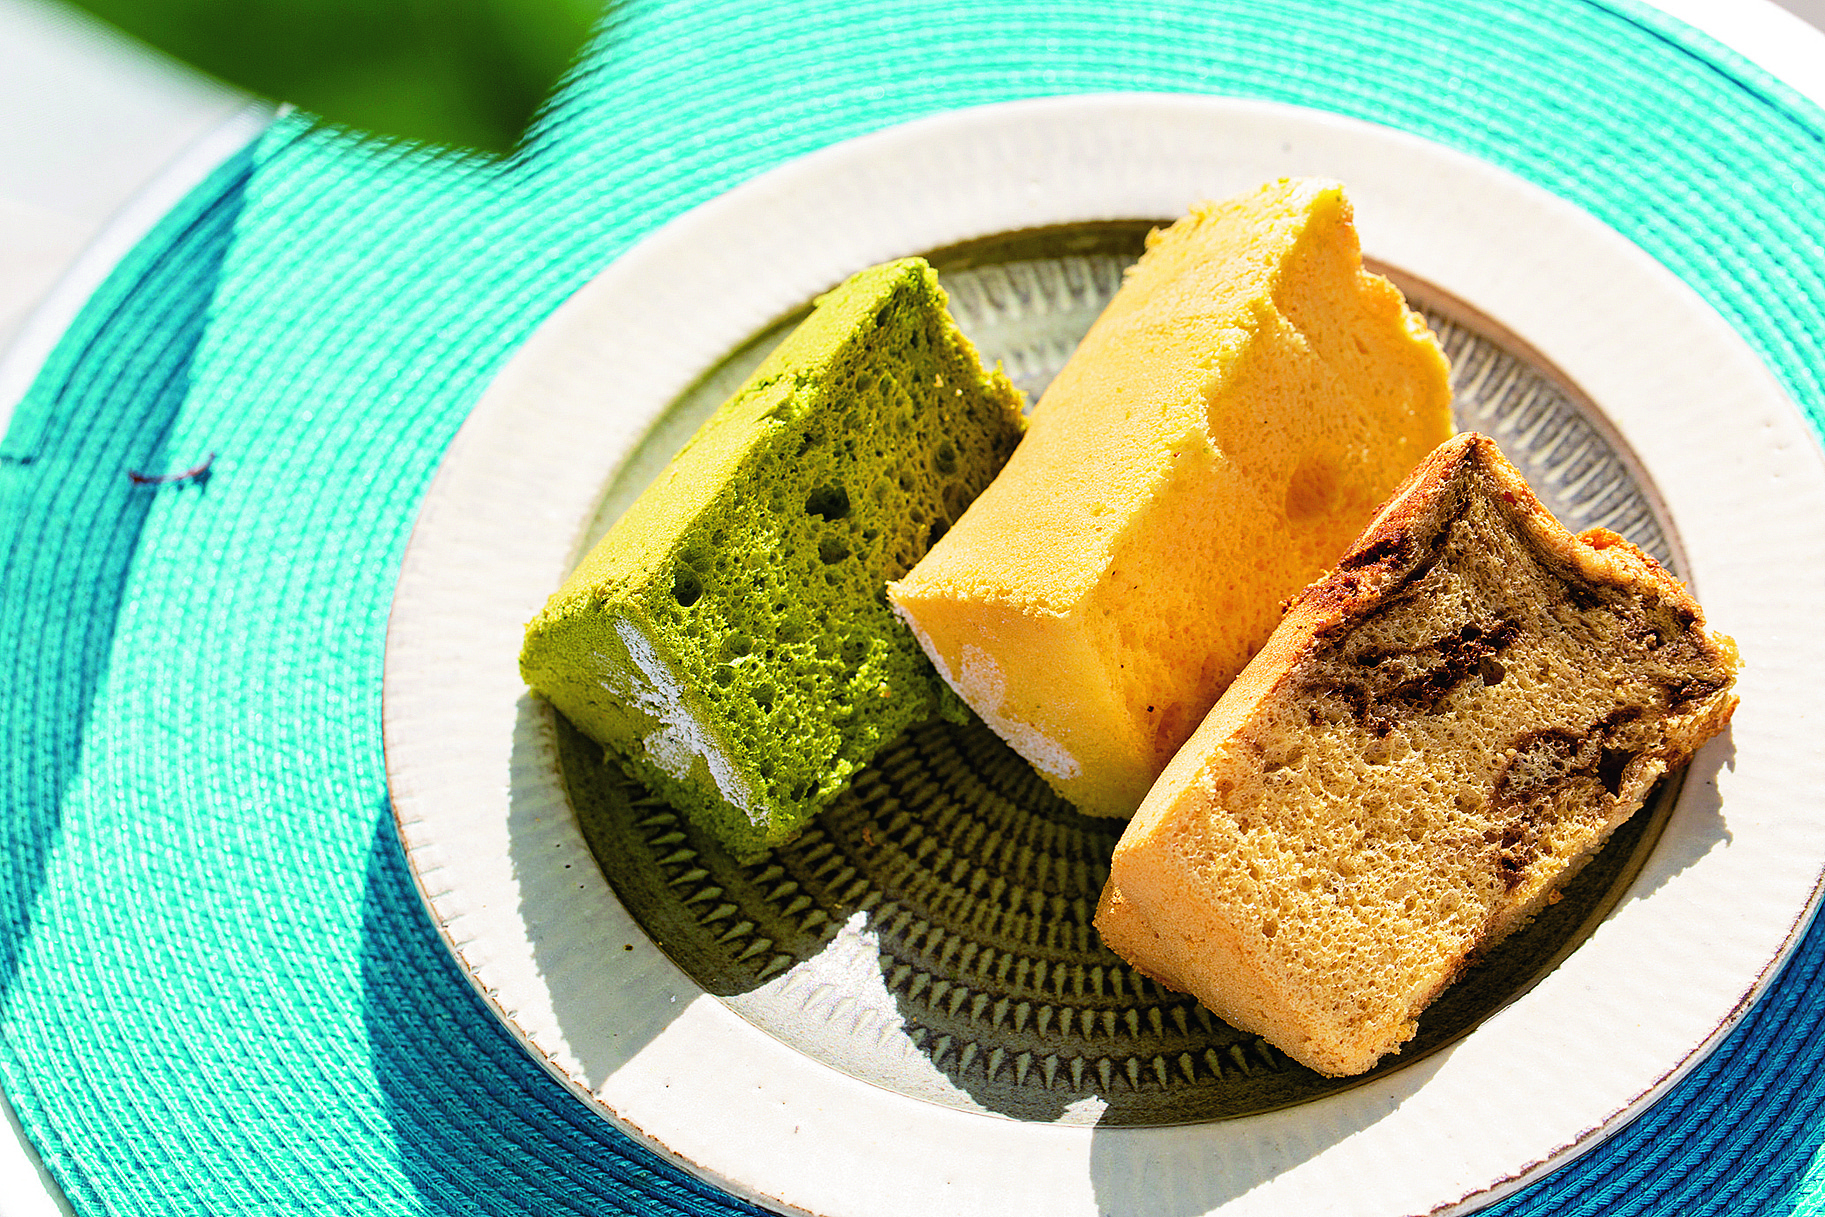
[4,0,1824,1213]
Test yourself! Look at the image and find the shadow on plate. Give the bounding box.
[551,708,1684,1127]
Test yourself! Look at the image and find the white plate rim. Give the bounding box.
[382,93,1825,1217]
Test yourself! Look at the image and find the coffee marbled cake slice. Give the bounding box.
[1096,432,1739,1076]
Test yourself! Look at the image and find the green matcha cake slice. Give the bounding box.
[521,258,1026,858]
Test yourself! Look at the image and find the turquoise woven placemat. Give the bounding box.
[4,0,1824,1213]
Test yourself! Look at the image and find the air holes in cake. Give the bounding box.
[1149,702,1192,766]
[753,683,776,712]
[942,481,970,522]
[1599,748,1634,798]
[805,483,850,521]
[712,664,734,687]
[1264,746,1304,774]
[721,634,753,661]
[1284,457,1338,522]
[672,568,703,607]
[934,441,958,476]
[819,537,850,565]
[1262,919,1279,940]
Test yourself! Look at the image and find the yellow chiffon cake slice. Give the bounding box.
[886,178,1455,817]
[1096,434,1739,1076]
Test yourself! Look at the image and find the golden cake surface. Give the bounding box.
[888,178,1455,816]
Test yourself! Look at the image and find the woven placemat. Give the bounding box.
[3,0,1823,1213]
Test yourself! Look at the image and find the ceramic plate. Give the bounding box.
[383,94,1825,1217]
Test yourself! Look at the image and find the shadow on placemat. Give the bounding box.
[0,148,252,1008]
[361,804,777,1215]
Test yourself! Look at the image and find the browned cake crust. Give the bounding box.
[1096,432,1740,1076]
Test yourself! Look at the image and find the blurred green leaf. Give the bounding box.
[65,0,600,153]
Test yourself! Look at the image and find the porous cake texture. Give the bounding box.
[1096,433,1740,1077]
[887,178,1455,818]
[521,258,1025,858]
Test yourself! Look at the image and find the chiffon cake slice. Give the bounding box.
[887,178,1455,818]
[1096,433,1740,1077]
[521,258,1025,859]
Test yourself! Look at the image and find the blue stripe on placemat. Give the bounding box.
[1,1,1821,1214]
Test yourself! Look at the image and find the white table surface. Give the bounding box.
[1,0,1821,1213]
